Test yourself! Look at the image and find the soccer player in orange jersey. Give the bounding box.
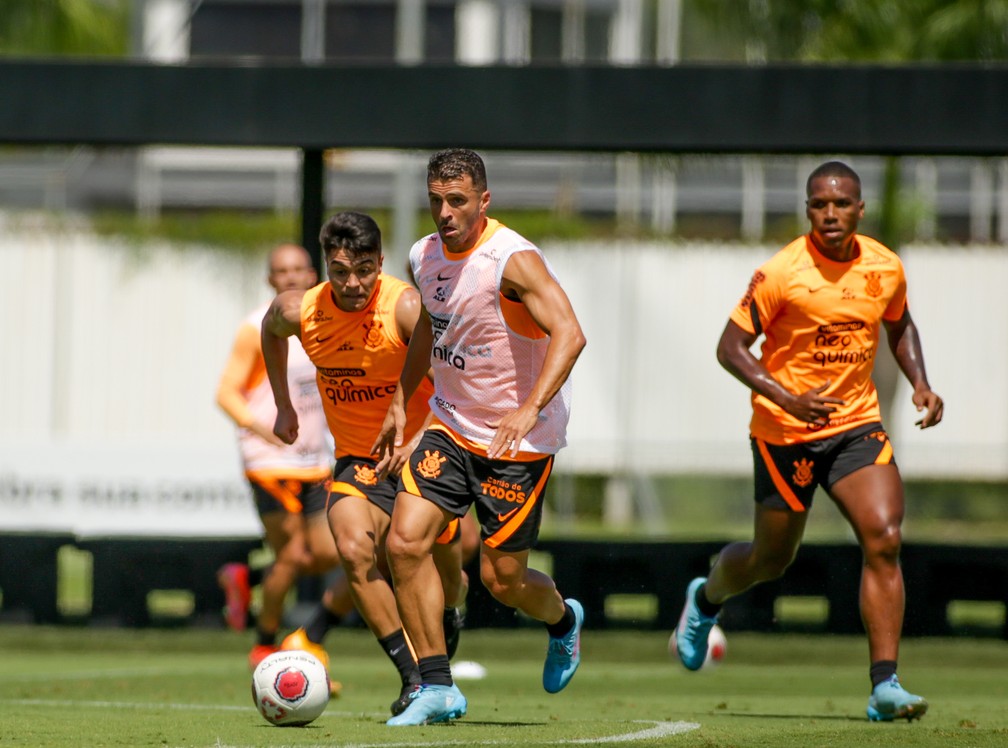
[215,243,344,670]
[671,162,943,723]
[261,212,468,716]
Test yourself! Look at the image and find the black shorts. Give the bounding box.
[398,430,554,553]
[751,422,896,512]
[249,474,330,518]
[327,455,398,517]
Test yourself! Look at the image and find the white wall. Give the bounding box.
[547,241,1008,480]
[1,221,1004,535]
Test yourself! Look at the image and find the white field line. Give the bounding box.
[203,721,701,748]
[0,697,378,719]
[2,696,701,745]
[1,664,233,682]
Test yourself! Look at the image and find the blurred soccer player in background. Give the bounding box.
[262,212,468,716]
[672,161,943,723]
[374,148,587,726]
[215,243,345,671]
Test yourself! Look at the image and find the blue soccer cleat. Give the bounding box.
[867,675,928,722]
[672,577,718,671]
[543,598,584,693]
[385,683,467,726]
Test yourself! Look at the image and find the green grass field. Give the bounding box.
[1,624,1006,747]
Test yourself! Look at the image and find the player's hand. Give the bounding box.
[379,443,414,480]
[372,405,406,479]
[486,405,539,459]
[786,381,845,426]
[272,407,299,445]
[912,388,944,429]
[249,420,286,447]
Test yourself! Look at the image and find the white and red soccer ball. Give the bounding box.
[704,624,727,666]
[669,624,728,668]
[251,650,330,726]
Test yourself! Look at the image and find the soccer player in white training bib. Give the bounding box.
[374,148,587,726]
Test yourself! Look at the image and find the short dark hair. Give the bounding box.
[806,161,862,198]
[427,148,487,192]
[319,211,382,258]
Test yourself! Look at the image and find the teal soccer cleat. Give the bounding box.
[385,683,467,726]
[672,577,718,671]
[867,675,928,722]
[542,598,584,693]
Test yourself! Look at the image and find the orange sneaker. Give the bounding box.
[281,628,341,696]
[280,627,329,669]
[216,563,250,632]
[248,643,279,670]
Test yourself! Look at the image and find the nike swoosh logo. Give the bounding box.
[497,507,520,523]
[437,272,453,281]
[315,334,333,342]
[805,286,825,293]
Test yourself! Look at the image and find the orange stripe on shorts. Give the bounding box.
[255,476,303,514]
[755,439,805,513]
[329,481,368,500]
[875,439,893,465]
[436,518,460,545]
[400,462,421,496]
[485,456,553,549]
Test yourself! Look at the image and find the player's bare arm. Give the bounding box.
[372,303,436,468]
[216,323,286,447]
[884,308,944,429]
[716,319,844,426]
[373,290,436,477]
[489,250,586,459]
[261,289,306,444]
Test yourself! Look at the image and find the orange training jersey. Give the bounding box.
[729,234,907,444]
[300,275,434,459]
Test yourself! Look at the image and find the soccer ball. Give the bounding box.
[668,623,728,669]
[704,624,727,667]
[251,650,330,726]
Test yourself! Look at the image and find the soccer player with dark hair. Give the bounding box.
[262,211,467,716]
[375,148,587,725]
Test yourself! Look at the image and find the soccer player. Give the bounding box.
[262,211,467,716]
[215,243,341,668]
[374,148,587,726]
[671,161,943,723]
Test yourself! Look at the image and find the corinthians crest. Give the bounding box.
[792,458,814,488]
[354,463,378,486]
[864,271,883,298]
[416,449,447,479]
[362,317,384,349]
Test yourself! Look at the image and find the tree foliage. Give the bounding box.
[690,0,1008,62]
[0,0,129,57]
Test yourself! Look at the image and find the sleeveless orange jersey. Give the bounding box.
[300,275,434,458]
[729,234,907,444]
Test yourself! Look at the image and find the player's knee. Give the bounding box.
[754,549,796,581]
[479,567,519,606]
[864,522,902,563]
[484,580,518,607]
[336,534,374,571]
[384,527,423,564]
